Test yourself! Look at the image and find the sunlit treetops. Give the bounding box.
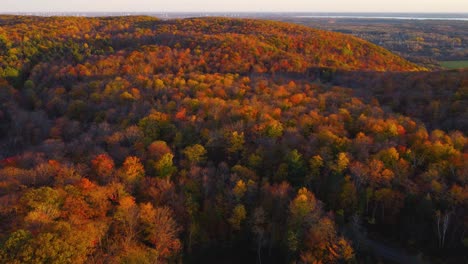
[0,16,465,264]
[0,15,423,83]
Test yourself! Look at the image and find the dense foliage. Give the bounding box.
[330,69,468,132]
[280,18,468,67]
[0,16,466,263]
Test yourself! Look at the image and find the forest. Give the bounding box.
[0,15,467,263]
[278,17,468,69]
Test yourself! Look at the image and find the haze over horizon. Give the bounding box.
[1,0,468,13]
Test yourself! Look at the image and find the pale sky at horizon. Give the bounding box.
[1,0,468,13]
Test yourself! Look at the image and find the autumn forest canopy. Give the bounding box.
[0,15,467,263]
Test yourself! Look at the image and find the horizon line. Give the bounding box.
[1,11,468,14]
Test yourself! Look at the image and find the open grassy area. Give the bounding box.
[440,60,468,69]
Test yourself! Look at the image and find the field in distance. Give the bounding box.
[440,60,468,69]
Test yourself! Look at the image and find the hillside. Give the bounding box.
[0,16,422,86]
[326,69,468,132]
[150,18,424,72]
[0,16,466,264]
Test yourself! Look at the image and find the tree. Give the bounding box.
[2,67,19,79]
[183,144,207,165]
[287,187,354,263]
[113,196,139,247]
[138,112,175,144]
[307,155,323,188]
[0,34,11,56]
[287,188,320,255]
[368,159,394,188]
[376,147,400,168]
[0,229,32,263]
[226,131,245,154]
[339,176,358,216]
[349,161,368,190]
[288,188,319,230]
[91,154,115,184]
[332,152,350,175]
[302,217,354,263]
[233,180,247,201]
[147,140,172,161]
[435,210,450,248]
[251,207,267,264]
[22,232,76,264]
[139,203,181,260]
[287,149,307,186]
[138,113,164,144]
[264,120,283,138]
[0,222,99,264]
[229,204,247,231]
[155,153,176,181]
[119,156,145,186]
[21,187,62,228]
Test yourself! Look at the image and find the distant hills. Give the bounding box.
[0,16,423,78]
[152,18,425,72]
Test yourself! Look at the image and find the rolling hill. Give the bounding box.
[1,16,423,86]
[0,16,465,264]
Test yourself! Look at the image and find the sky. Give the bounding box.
[1,0,468,13]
